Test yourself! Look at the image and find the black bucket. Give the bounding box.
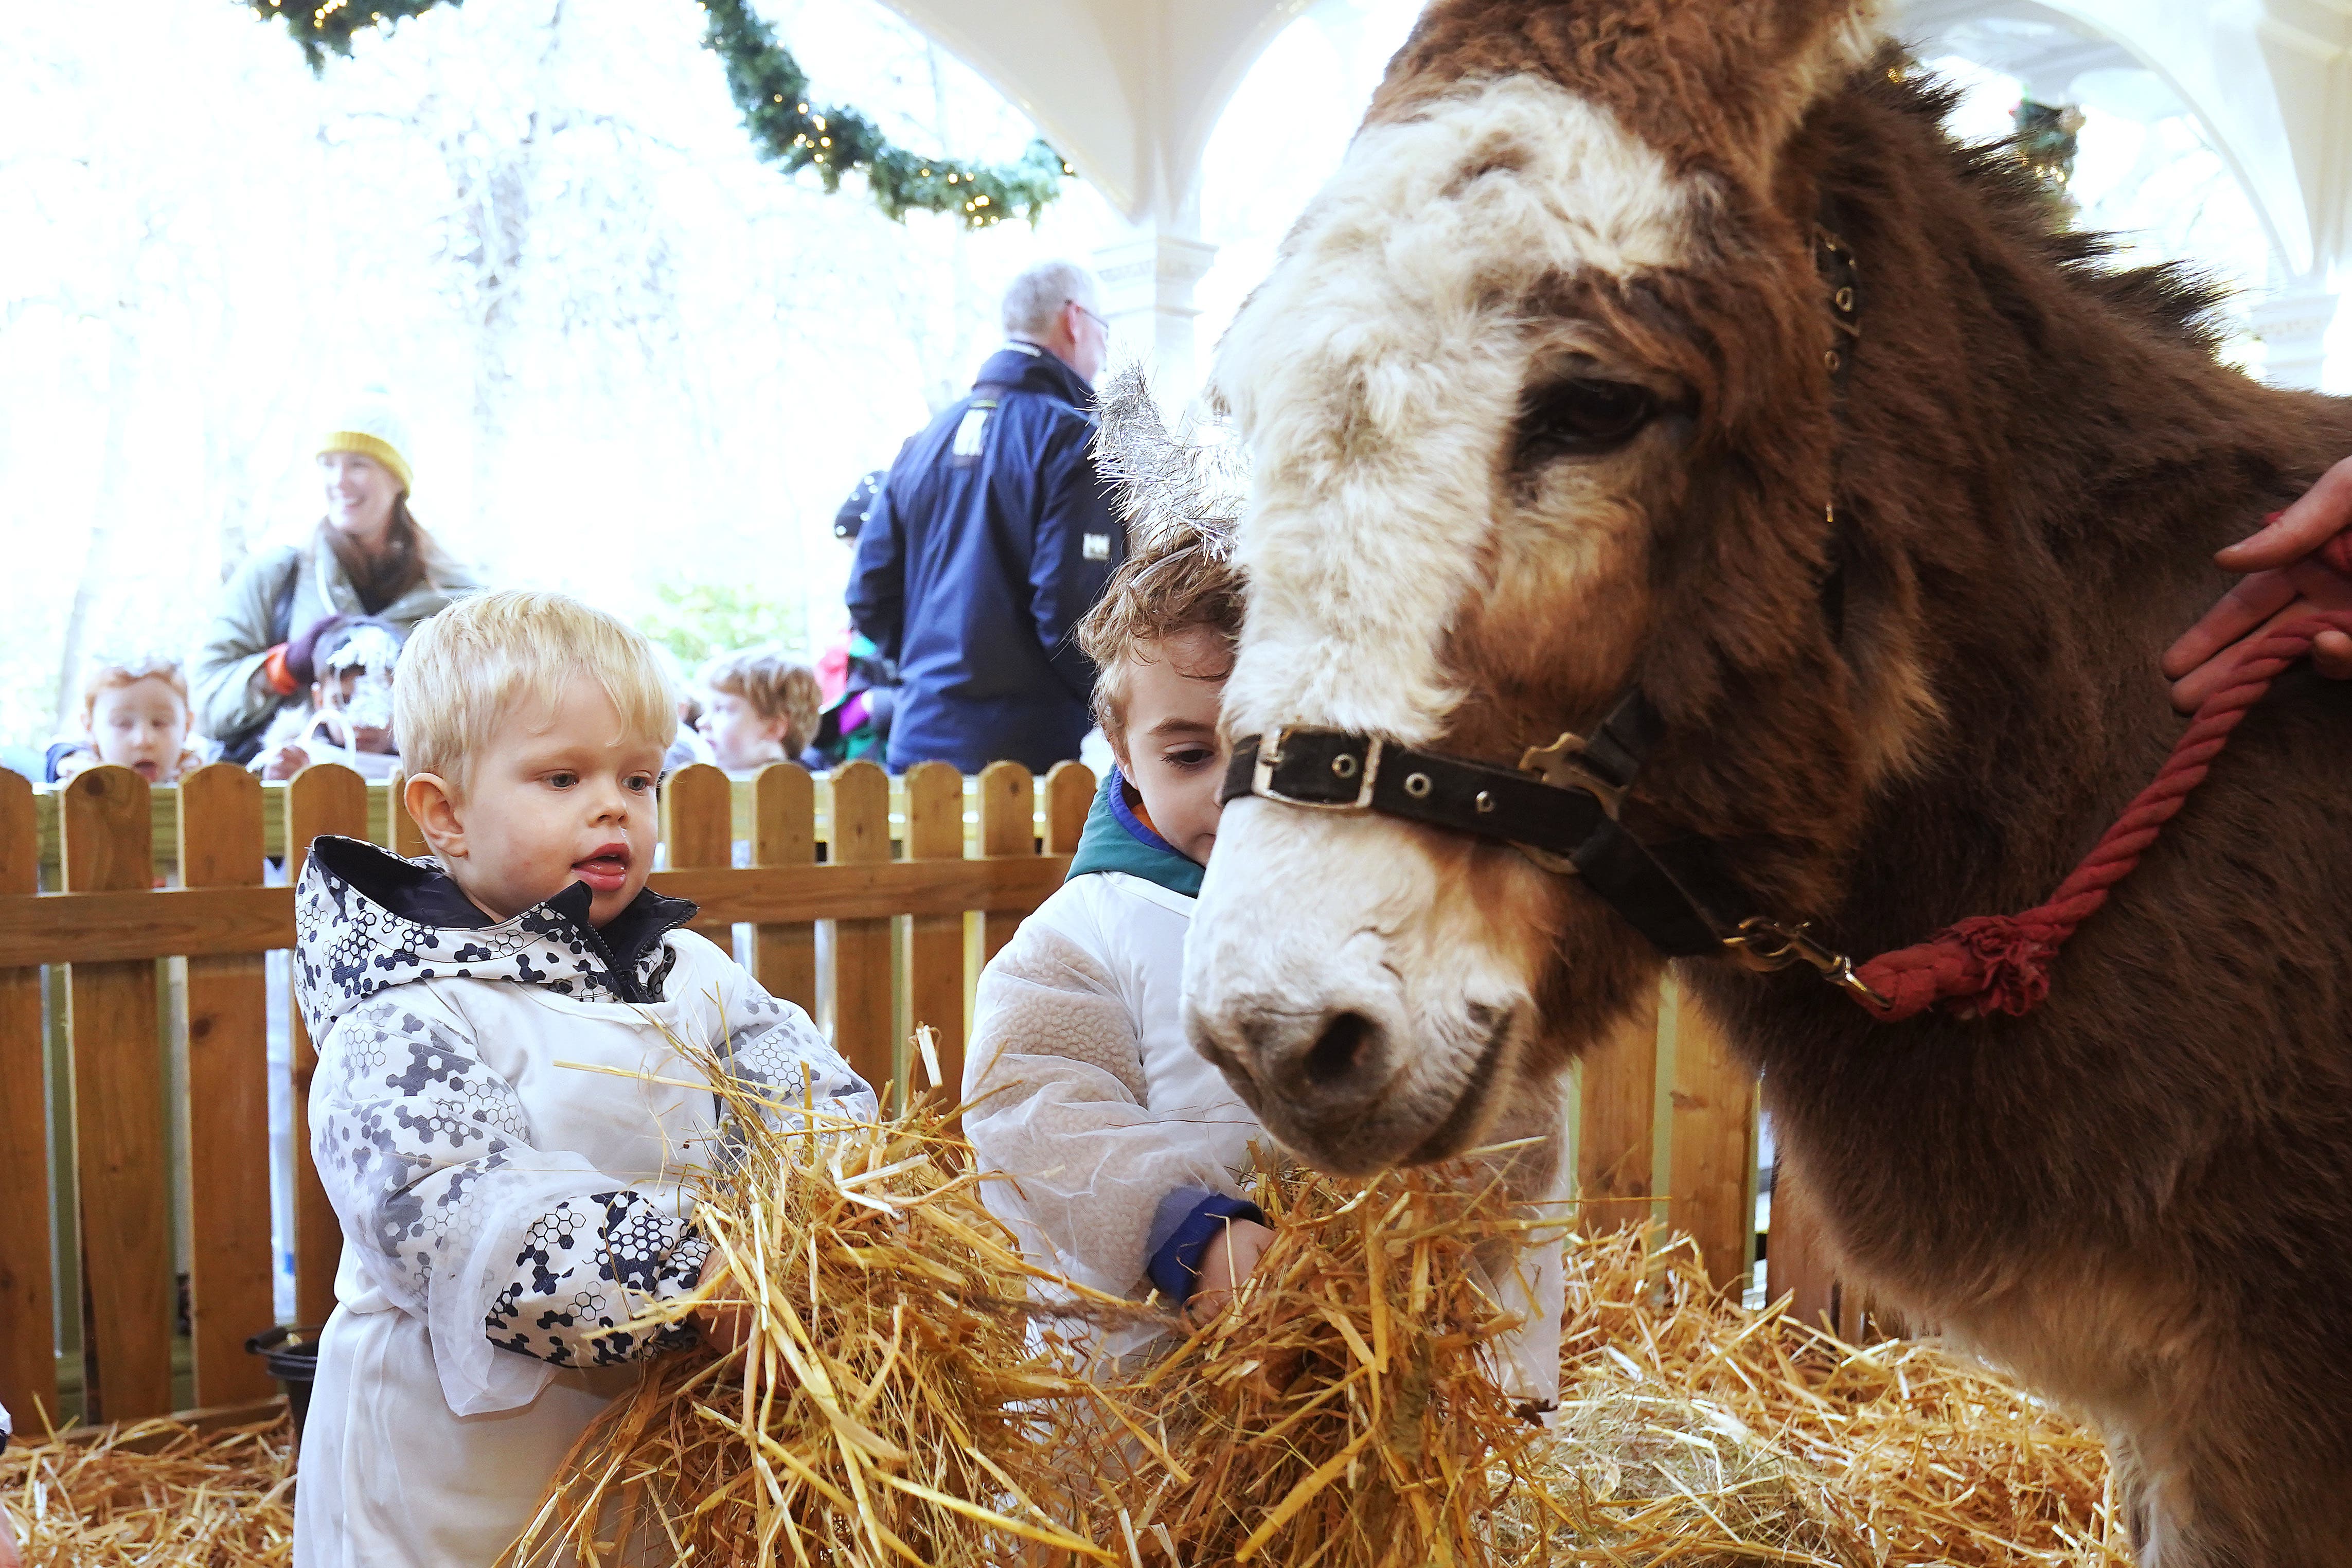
[246,1324,325,1442]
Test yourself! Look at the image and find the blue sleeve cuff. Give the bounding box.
[1144,1191,1268,1305]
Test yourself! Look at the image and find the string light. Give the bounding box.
[242,0,1072,227]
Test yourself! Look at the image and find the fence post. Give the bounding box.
[750,764,816,1015]
[662,763,735,953]
[0,771,55,1428]
[62,764,172,1421]
[287,763,369,1329]
[177,764,278,1403]
[1576,986,1661,1234]
[1662,977,1758,1292]
[1042,762,1093,858]
[828,761,895,1100]
[976,763,1037,968]
[902,763,965,1106]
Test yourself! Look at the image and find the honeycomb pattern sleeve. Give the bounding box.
[704,959,879,1133]
[308,990,715,1417]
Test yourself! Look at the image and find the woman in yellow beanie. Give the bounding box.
[190,397,482,759]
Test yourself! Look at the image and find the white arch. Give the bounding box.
[875,0,1305,225]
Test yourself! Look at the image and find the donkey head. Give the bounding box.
[1186,0,1940,1173]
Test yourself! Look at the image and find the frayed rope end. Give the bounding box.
[1852,915,2059,1022]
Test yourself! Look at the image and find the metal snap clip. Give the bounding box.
[1404,773,1432,799]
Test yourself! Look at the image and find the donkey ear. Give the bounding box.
[1628,0,1891,180]
[1382,0,1887,184]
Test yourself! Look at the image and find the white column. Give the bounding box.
[1092,227,1220,399]
[2251,280,2339,390]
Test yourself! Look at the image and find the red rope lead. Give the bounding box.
[1851,594,2352,1022]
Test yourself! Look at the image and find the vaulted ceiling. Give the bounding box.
[883,0,2352,286]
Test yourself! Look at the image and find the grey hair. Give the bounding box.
[1002,260,1102,336]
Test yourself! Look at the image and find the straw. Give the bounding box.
[0,1413,295,1565]
[6,1056,2124,1567]
[1068,1156,1553,1568]
[508,1054,1148,1568]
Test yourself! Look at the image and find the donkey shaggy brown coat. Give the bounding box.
[1276,3,2352,1560]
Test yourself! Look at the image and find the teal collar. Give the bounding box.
[1066,767,1203,898]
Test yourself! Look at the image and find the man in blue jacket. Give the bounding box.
[848,261,1127,773]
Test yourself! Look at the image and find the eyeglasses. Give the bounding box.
[1069,300,1110,335]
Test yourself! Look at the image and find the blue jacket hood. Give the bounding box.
[1066,766,1203,898]
[845,343,1126,774]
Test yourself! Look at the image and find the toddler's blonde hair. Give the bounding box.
[700,647,823,757]
[79,655,191,726]
[397,590,677,792]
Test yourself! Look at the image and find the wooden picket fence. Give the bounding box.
[0,755,1784,1437]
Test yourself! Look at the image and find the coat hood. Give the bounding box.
[292,835,698,1036]
[1066,765,1202,898]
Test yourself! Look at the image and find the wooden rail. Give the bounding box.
[0,754,1770,1432]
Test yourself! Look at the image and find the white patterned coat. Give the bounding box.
[288,836,872,1568]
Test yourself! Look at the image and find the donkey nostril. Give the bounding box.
[1303,1011,1377,1088]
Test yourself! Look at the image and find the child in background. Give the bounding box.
[291,591,873,1568]
[695,647,822,771]
[254,617,404,781]
[46,656,209,785]
[962,527,1272,1364]
[649,644,718,775]
[963,528,1567,1408]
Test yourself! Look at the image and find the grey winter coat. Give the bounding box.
[189,528,480,744]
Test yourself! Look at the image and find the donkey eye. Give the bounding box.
[1514,378,1661,464]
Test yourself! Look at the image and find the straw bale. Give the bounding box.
[0,1412,295,1565]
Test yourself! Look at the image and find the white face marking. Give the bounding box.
[1211,74,1694,745]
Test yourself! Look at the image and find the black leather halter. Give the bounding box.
[1221,692,1729,957]
[1219,207,1884,1005]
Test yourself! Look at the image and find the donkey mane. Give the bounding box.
[1884,65,2234,352]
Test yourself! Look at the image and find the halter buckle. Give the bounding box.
[1722,916,1888,1008]
[1518,733,1625,817]
[1252,728,1382,811]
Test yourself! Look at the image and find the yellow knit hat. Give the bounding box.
[317,395,415,495]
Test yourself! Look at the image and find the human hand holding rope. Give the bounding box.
[2163,456,2352,710]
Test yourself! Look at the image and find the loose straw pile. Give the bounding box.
[1074,1158,1550,1568]
[510,1068,1141,1568]
[0,1413,295,1565]
[4,1079,2123,1567]
[1529,1227,2127,1566]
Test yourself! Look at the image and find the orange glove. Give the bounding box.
[262,643,298,697]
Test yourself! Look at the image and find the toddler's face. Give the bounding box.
[432,675,666,928]
[90,676,191,783]
[1114,626,1231,866]
[698,688,787,770]
[313,669,396,754]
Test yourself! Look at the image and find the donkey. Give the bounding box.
[1179,1,2352,1559]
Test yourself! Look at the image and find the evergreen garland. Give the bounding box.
[243,0,459,71]
[700,0,1068,228]
[238,0,1068,228]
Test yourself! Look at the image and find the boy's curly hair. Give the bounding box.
[701,647,824,757]
[1076,526,1243,757]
